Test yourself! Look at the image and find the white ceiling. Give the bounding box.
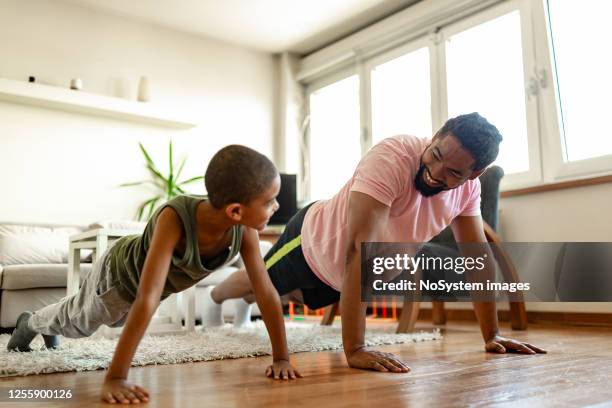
[62,0,420,55]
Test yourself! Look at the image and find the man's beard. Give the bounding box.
[414,163,446,197]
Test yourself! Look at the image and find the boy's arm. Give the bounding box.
[450,215,546,354]
[101,207,182,403]
[240,227,302,380]
[341,191,409,373]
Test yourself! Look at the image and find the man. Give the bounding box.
[208,112,546,375]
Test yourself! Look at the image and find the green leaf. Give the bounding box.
[175,185,187,194]
[136,195,162,221]
[120,181,146,187]
[167,140,174,194]
[139,143,159,173]
[139,143,167,183]
[136,201,149,221]
[146,196,162,220]
[179,175,204,185]
[174,157,187,182]
[168,140,174,176]
[119,180,156,187]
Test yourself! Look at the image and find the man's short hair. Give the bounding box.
[439,112,503,171]
[205,145,278,208]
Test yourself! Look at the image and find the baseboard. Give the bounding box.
[415,308,612,327]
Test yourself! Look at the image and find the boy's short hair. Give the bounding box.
[440,112,503,171]
[205,145,278,208]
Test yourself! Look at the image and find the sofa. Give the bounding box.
[0,221,268,331]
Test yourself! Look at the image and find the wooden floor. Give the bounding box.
[2,319,612,407]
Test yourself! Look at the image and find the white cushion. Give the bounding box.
[0,224,85,265]
[1,287,67,327]
[1,263,93,290]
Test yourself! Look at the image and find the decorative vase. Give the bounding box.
[137,76,150,102]
[70,78,82,90]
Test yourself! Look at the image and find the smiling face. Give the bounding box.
[414,132,482,197]
[235,174,281,231]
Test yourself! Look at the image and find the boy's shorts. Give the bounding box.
[264,202,341,310]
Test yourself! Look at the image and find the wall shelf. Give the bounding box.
[0,78,197,129]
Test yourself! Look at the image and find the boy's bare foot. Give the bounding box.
[101,378,149,404]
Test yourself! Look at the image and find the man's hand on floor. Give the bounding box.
[101,378,149,404]
[485,335,547,354]
[347,347,410,373]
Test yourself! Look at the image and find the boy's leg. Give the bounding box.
[8,248,130,351]
[28,254,110,338]
[8,272,101,351]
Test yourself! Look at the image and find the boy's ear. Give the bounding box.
[225,203,243,221]
[469,167,486,180]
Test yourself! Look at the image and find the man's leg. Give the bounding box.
[211,269,253,302]
[203,204,317,328]
[199,269,255,328]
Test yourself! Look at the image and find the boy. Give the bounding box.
[7,145,302,404]
[207,113,545,374]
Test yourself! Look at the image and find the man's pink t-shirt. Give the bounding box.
[300,135,482,291]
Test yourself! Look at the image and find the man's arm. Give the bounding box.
[101,207,182,404]
[240,227,302,380]
[450,215,546,354]
[341,191,409,373]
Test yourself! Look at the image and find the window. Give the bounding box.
[445,11,530,175]
[301,0,612,196]
[308,75,362,200]
[546,0,612,162]
[370,46,433,144]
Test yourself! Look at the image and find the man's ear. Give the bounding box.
[469,167,486,180]
[225,203,243,221]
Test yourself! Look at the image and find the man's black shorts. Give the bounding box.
[264,202,340,310]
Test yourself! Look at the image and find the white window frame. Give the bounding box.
[363,36,436,151]
[300,0,612,199]
[305,67,360,201]
[531,0,612,181]
[438,0,542,191]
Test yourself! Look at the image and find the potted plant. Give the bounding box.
[121,141,204,220]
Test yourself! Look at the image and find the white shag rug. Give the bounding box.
[0,321,440,377]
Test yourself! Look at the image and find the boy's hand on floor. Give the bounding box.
[101,378,150,404]
[265,359,303,380]
[347,347,410,373]
[485,335,547,354]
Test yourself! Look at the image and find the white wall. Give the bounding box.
[499,185,612,242]
[499,185,612,313]
[439,186,612,314]
[0,0,276,225]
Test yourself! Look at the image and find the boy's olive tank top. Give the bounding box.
[108,195,243,302]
